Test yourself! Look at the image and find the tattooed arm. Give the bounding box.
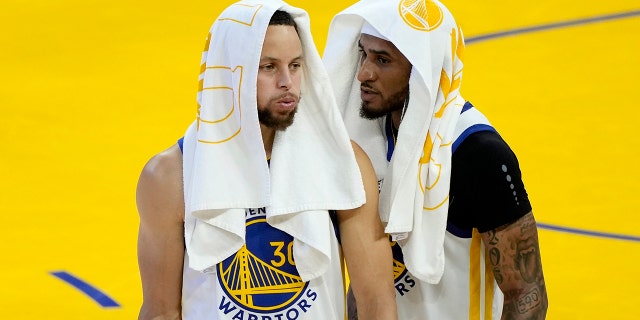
[481,211,548,320]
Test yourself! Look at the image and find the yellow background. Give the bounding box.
[1,0,639,318]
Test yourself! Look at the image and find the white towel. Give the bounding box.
[183,0,365,281]
[323,0,466,284]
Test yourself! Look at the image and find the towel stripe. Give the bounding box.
[50,271,120,308]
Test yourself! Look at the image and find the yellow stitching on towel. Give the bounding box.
[217,4,263,27]
[197,65,245,144]
[418,133,444,192]
[198,128,241,144]
[423,195,448,211]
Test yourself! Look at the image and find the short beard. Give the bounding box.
[258,95,300,131]
[359,84,409,120]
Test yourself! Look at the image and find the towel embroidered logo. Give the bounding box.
[197,65,244,144]
[217,209,317,319]
[398,0,444,31]
[196,3,264,144]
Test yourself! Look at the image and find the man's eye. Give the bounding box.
[261,64,275,71]
[358,50,367,65]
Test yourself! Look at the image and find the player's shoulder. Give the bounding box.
[138,144,182,196]
[137,143,184,220]
[348,140,376,176]
[456,130,513,157]
[454,130,520,171]
[141,144,183,183]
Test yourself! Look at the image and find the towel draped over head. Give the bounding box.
[182,0,366,281]
[323,0,466,284]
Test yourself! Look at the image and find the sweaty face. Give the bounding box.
[357,34,412,120]
[257,25,303,130]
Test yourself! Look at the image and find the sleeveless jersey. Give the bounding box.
[387,103,511,320]
[178,140,346,320]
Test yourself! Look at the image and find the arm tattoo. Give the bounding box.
[489,247,504,284]
[520,218,534,235]
[515,288,542,314]
[514,214,542,284]
[515,238,541,283]
[487,230,500,245]
[482,212,547,319]
[502,287,546,319]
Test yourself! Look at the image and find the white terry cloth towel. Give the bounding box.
[323,0,466,284]
[182,0,366,281]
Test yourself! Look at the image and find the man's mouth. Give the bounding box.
[360,83,379,101]
[360,83,379,94]
[275,94,298,110]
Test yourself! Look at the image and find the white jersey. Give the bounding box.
[393,231,503,320]
[182,208,345,320]
[390,105,503,319]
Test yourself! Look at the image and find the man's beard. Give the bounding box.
[258,94,300,131]
[359,83,409,120]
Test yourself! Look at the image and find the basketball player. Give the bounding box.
[323,0,548,319]
[136,1,397,319]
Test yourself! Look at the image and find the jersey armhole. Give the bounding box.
[178,137,184,153]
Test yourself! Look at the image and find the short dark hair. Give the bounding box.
[269,10,298,33]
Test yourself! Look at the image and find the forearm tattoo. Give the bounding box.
[514,215,542,285]
[489,247,504,284]
[484,213,547,319]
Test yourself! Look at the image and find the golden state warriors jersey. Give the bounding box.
[387,104,503,319]
[392,231,503,320]
[181,207,345,320]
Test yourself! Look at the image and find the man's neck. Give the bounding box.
[390,109,403,130]
[260,124,276,159]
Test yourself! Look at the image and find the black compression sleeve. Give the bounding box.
[448,131,532,233]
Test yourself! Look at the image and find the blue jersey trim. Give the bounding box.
[461,101,473,113]
[446,221,473,238]
[447,102,496,237]
[385,115,395,161]
[452,124,497,153]
[178,137,184,153]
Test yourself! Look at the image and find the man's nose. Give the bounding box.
[357,60,375,83]
[278,70,293,89]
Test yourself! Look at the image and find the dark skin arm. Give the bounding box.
[482,211,548,320]
[337,141,398,320]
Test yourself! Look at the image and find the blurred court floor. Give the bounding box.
[1,0,639,319]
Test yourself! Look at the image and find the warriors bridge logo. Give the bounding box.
[391,240,417,296]
[398,0,444,31]
[217,209,317,319]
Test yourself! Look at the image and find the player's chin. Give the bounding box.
[360,103,387,120]
[273,109,297,130]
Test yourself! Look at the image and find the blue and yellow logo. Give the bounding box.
[390,240,416,296]
[217,215,309,313]
[391,241,408,280]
